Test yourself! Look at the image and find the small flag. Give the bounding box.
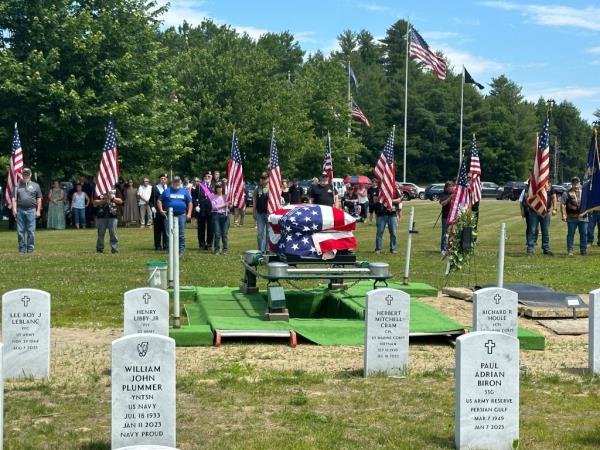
[447,156,471,224]
[373,129,396,210]
[527,113,551,217]
[351,100,370,127]
[464,67,484,90]
[268,130,282,214]
[4,123,23,208]
[469,135,482,204]
[227,130,245,209]
[581,128,600,215]
[322,133,333,184]
[409,28,447,80]
[94,116,119,197]
[349,64,359,89]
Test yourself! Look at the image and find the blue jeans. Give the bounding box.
[72,208,86,227]
[567,220,588,253]
[587,211,600,245]
[212,213,229,253]
[375,214,398,251]
[256,212,269,252]
[17,208,36,252]
[166,214,187,254]
[527,212,550,252]
[441,217,449,252]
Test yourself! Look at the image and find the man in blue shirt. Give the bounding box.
[157,176,193,254]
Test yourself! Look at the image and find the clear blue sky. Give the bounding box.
[160,1,600,122]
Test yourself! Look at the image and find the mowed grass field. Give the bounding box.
[0,199,598,328]
[0,199,599,450]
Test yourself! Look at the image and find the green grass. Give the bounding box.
[0,199,597,328]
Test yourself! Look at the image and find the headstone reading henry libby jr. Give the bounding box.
[590,289,600,375]
[124,288,170,336]
[455,331,520,450]
[112,334,176,449]
[364,288,410,377]
[2,289,51,379]
[473,287,518,338]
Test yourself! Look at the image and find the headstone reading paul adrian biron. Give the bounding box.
[590,289,600,375]
[112,334,176,449]
[364,288,410,377]
[455,331,520,450]
[473,287,518,338]
[2,289,51,379]
[124,288,170,336]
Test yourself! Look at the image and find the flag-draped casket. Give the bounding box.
[268,204,357,259]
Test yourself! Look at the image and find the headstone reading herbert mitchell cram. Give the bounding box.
[473,287,518,338]
[2,289,51,379]
[124,288,170,336]
[112,333,176,449]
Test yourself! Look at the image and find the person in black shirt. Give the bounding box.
[439,181,455,256]
[367,179,378,225]
[281,179,291,205]
[253,172,270,252]
[309,173,337,207]
[192,172,214,250]
[93,185,124,253]
[373,185,402,253]
[289,180,303,204]
[149,174,168,250]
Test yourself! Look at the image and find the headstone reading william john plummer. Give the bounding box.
[124,288,170,336]
[455,331,519,450]
[364,288,410,377]
[2,288,51,379]
[112,333,176,449]
[590,289,600,375]
[473,287,518,338]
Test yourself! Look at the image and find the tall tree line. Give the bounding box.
[0,2,591,184]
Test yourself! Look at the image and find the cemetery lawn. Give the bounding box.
[0,199,598,328]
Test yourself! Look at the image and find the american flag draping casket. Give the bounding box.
[268,204,357,259]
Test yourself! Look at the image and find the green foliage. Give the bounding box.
[446,209,478,273]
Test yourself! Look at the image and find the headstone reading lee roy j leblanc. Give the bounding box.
[364,288,410,377]
[2,288,51,379]
[455,331,519,450]
[590,288,600,375]
[124,288,170,336]
[473,287,518,338]
[112,333,176,449]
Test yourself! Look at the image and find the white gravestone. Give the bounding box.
[473,287,518,338]
[590,289,600,375]
[455,331,519,450]
[364,288,410,377]
[2,289,50,379]
[112,334,176,449]
[0,343,3,448]
[124,288,170,336]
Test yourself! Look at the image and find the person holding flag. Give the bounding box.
[561,176,588,255]
[582,126,600,248]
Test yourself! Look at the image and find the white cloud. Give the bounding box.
[481,2,600,31]
[523,86,600,103]
[440,45,507,76]
[586,47,600,54]
[422,31,461,40]
[360,3,388,13]
[294,31,320,45]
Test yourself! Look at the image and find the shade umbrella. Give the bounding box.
[343,175,371,185]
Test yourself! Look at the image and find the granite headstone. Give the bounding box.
[124,288,170,336]
[364,288,410,377]
[473,287,518,338]
[2,289,51,379]
[455,331,519,450]
[112,334,176,449]
[590,289,600,375]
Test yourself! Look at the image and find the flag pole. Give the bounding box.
[348,61,352,138]
[403,21,410,183]
[459,66,465,165]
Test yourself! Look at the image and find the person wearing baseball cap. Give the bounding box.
[560,176,588,255]
[157,175,193,254]
[11,168,43,253]
[149,174,169,250]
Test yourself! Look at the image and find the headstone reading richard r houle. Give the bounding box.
[473,287,518,338]
[124,288,170,336]
[455,331,519,450]
[364,288,410,377]
[112,333,176,449]
[2,289,50,379]
[590,289,600,375]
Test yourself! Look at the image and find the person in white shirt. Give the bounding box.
[137,177,153,228]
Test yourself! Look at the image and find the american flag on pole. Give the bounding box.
[447,156,471,224]
[227,129,245,209]
[322,132,333,184]
[4,123,23,208]
[527,113,551,216]
[351,100,370,127]
[373,128,396,210]
[94,116,119,196]
[409,28,447,81]
[469,135,482,204]
[268,129,282,214]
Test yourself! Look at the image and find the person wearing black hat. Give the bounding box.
[192,172,214,250]
[11,167,42,253]
[561,176,588,255]
[149,174,169,250]
[309,173,338,207]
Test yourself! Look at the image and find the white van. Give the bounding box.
[332,178,347,198]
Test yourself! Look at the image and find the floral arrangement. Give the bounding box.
[446,209,478,273]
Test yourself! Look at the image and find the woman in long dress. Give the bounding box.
[123,179,139,226]
[46,180,66,229]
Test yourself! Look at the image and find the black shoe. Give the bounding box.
[96,249,103,253]
[111,248,119,254]
[543,250,554,256]
[154,247,161,251]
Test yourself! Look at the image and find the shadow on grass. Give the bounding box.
[424,433,455,449]
[573,428,600,447]
[80,442,110,450]
[560,367,590,376]
[335,369,363,379]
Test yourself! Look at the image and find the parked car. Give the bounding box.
[481,181,502,198]
[299,179,313,202]
[245,182,257,207]
[560,182,572,191]
[332,177,347,198]
[552,184,568,198]
[400,182,425,200]
[497,181,527,201]
[396,183,417,200]
[425,183,445,201]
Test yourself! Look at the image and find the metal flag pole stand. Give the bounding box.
[173,213,181,329]
[403,206,417,285]
[497,223,506,287]
[168,208,174,288]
